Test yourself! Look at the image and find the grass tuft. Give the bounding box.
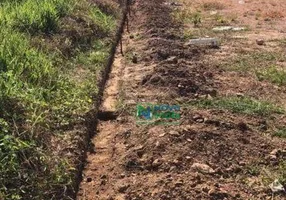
[225,51,285,72]
[172,8,202,27]
[256,66,286,86]
[224,51,286,86]
[89,6,116,33]
[273,128,286,138]
[187,96,284,116]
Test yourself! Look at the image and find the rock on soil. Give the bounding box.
[191,163,215,174]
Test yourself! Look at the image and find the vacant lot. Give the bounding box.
[1,0,285,199]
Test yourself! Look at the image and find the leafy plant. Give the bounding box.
[192,12,202,27]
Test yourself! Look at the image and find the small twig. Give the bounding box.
[120,38,124,56]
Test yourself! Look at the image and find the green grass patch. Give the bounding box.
[75,40,110,68]
[172,9,202,27]
[273,128,286,138]
[183,29,196,40]
[214,13,230,25]
[278,161,286,186]
[224,51,286,86]
[261,161,286,188]
[89,6,116,33]
[0,0,118,199]
[0,0,73,34]
[0,27,93,199]
[187,96,284,116]
[225,51,285,72]
[0,28,55,86]
[256,66,286,86]
[244,161,286,190]
[247,165,260,176]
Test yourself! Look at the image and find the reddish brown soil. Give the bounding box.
[77,0,286,199]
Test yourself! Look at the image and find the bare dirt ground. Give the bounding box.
[77,0,286,199]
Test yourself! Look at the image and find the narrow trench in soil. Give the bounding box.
[77,0,131,198]
[77,50,127,199]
